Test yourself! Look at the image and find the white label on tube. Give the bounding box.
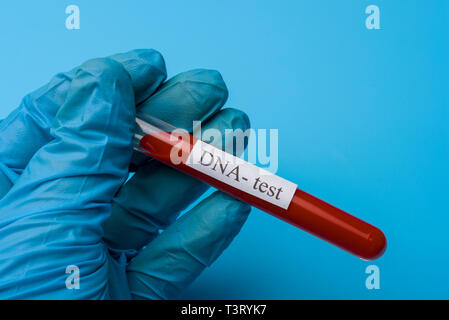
[186,140,297,210]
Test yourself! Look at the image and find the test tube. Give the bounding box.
[133,113,387,260]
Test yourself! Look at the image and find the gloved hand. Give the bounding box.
[0,49,251,299]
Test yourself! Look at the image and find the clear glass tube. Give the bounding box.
[133,113,387,260]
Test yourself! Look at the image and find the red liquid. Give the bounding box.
[140,132,387,260]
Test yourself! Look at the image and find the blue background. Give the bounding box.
[0,0,448,299]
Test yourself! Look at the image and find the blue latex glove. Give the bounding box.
[0,49,251,299]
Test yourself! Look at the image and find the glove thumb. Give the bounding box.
[0,58,135,299]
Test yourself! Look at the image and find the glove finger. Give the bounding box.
[0,58,135,299]
[127,191,251,300]
[110,49,167,105]
[130,69,229,167]
[104,108,250,251]
[0,49,166,199]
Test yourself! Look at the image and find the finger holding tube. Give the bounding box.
[104,108,250,251]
